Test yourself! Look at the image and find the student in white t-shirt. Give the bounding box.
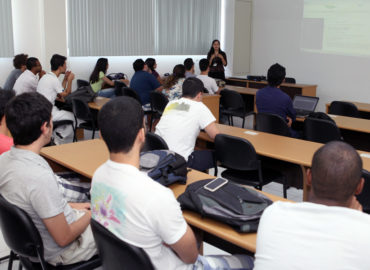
[155,77,219,171]
[254,141,370,270]
[91,97,254,270]
[37,54,75,144]
[13,57,46,95]
[196,58,221,94]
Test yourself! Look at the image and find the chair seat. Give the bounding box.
[221,168,284,189]
[19,255,101,270]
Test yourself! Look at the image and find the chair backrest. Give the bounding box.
[141,132,169,152]
[328,101,359,117]
[255,113,291,137]
[114,81,128,96]
[77,79,90,88]
[0,195,44,260]
[284,77,296,84]
[91,219,154,270]
[215,134,260,171]
[71,98,93,122]
[150,91,169,114]
[356,169,370,214]
[116,87,142,104]
[220,89,245,111]
[303,117,342,144]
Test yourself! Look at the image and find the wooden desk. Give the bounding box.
[326,101,370,119]
[88,95,221,123]
[225,78,317,99]
[40,139,288,253]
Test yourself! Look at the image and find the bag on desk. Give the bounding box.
[64,85,97,106]
[140,150,188,186]
[107,72,127,81]
[178,179,272,232]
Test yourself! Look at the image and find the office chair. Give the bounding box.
[91,219,154,270]
[0,194,101,270]
[71,98,98,141]
[303,117,341,144]
[328,101,359,118]
[255,113,291,137]
[356,169,370,214]
[115,87,142,104]
[114,81,128,96]
[284,77,296,84]
[76,79,89,88]
[149,91,169,131]
[215,134,288,198]
[141,132,169,152]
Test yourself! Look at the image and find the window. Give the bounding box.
[67,0,220,56]
[0,0,14,57]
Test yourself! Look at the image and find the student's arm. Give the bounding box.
[43,210,91,247]
[155,86,164,92]
[169,225,198,264]
[60,72,75,98]
[102,76,115,87]
[204,121,220,140]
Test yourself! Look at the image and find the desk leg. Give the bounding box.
[302,165,310,201]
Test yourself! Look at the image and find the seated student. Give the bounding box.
[13,57,46,95]
[0,92,97,266]
[3,54,28,91]
[37,54,75,144]
[184,58,196,78]
[89,58,129,98]
[196,58,220,94]
[254,141,370,270]
[156,77,219,171]
[0,90,15,154]
[256,63,297,137]
[162,64,186,101]
[91,96,253,270]
[130,58,163,110]
[145,57,163,85]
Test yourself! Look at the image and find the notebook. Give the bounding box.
[293,95,319,117]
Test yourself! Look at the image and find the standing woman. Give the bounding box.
[145,58,164,85]
[207,39,227,80]
[89,58,129,98]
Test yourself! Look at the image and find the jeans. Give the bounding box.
[98,88,116,98]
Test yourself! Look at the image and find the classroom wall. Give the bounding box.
[250,0,370,111]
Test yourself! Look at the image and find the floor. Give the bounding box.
[0,115,304,269]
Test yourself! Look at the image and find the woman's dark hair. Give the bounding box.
[145,58,156,72]
[90,58,108,84]
[163,64,186,89]
[207,39,224,60]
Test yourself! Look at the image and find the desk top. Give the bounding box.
[225,85,258,96]
[40,139,288,253]
[296,114,370,134]
[226,78,317,88]
[198,124,370,170]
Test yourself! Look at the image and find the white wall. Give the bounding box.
[251,0,370,111]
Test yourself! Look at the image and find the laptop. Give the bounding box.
[293,95,319,117]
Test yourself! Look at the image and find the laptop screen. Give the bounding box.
[293,95,319,112]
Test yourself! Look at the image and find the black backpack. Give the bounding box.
[64,85,97,106]
[140,150,188,186]
[178,179,272,232]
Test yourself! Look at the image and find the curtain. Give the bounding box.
[0,0,14,57]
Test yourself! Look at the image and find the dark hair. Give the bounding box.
[163,64,186,89]
[184,58,194,71]
[199,58,209,72]
[50,54,67,71]
[90,58,108,84]
[13,54,28,69]
[0,90,15,120]
[26,57,39,70]
[98,97,144,153]
[267,63,286,87]
[145,58,156,72]
[207,39,224,60]
[133,59,145,72]
[5,92,52,145]
[311,141,363,202]
[182,77,204,98]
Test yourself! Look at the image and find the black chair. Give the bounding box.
[52,120,75,144]
[76,79,89,88]
[328,101,359,118]
[303,117,341,144]
[220,89,254,128]
[255,113,291,137]
[116,87,142,104]
[71,98,98,141]
[0,194,101,270]
[141,132,169,152]
[284,77,296,84]
[90,219,154,270]
[149,91,169,131]
[215,134,288,198]
[356,170,370,214]
[114,81,127,96]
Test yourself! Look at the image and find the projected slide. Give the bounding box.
[301,0,370,56]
